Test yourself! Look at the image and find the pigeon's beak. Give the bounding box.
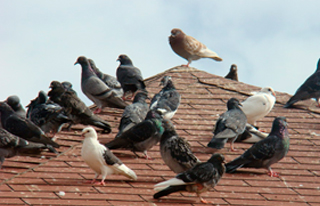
[116,58,120,62]
[74,61,79,65]
[272,91,276,96]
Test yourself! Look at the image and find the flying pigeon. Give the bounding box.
[48,81,111,133]
[160,119,200,173]
[169,28,222,67]
[207,98,247,151]
[284,58,320,108]
[0,128,49,168]
[75,56,128,113]
[26,91,70,137]
[116,90,149,138]
[81,127,137,185]
[224,64,238,81]
[116,54,146,99]
[149,76,181,119]
[154,153,225,204]
[236,123,268,143]
[105,110,164,159]
[88,58,124,93]
[0,102,60,149]
[5,95,26,117]
[225,117,289,177]
[241,87,276,125]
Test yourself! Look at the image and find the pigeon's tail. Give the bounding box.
[89,116,112,134]
[211,56,223,62]
[16,141,53,155]
[283,97,298,108]
[105,138,130,150]
[207,137,227,149]
[153,185,187,199]
[117,164,137,180]
[36,134,60,148]
[225,157,245,173]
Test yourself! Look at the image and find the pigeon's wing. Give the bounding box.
[156,90,181,112]
[120,119,158,143]
[177,161,216,184]
[242,135,278,161]
[62,92,92,116]
[289,72,320,102]
[83,76,113,100]
[242,94,272,117]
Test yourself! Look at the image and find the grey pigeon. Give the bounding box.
[150,76,181,119]
[225,117,289,177]
[5,95,26,117]
[0,102,59,149]
[62,81,77,95]
[116,54,146,99]
[0,128,49,168]
[224,64,238,81]
[88,58,124,93]
[116,90,149,138]
[48,81,111,134]
[160,119,200,173]
[75,56,128,113]
[207,98,247,151]
[154,153,225,204]
[169,28,222,67]
[81,127,137,185]
[105,110,164,159]
[26,91,71,137]
[284,58,320,108]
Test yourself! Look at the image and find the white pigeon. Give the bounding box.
[241,87,276,125]
[81,127,137,185]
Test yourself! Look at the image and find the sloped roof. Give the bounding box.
[1,66,320,206]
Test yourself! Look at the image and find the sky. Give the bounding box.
[1,0,320,107]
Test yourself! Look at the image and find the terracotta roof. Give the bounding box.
[1,66,320,206]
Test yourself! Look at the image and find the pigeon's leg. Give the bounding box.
[267,168,279,177]
[93,107,102,114]
[143,151,153,160]
[230,142,237,152]
[0,157,4,169]
[197,194,212,204]
[94,179,106,186]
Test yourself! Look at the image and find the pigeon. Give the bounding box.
[75,56,128,113]
[225,117,289,177]
[169,28,222,67]
[241,87,276,125]
[116,90,149,138]
[0,128,49,168]
[81,127,137,185]
[105,110,164,159]
[207,98,247,151]
[48,81,111,133]
[116,54,146,99]
[5,95,26,117]
[224,64,238,81]
[284,58,320,108]
[26,91,70,137]
[0,102,60,150]
[149,76,181,119]
[88,58,124,92]
[154,153,225,204]
[160,119,200,173]
[235,123,269,143]
[61,81,77,95]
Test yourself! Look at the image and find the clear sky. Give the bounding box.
[1,1,320,107]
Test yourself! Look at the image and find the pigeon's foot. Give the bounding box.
[93,108,102,114]
[181,64,189,67]
[268,170,279,177]
[94,180,106,186]
[198,195,212,204]
[230,144,237,152]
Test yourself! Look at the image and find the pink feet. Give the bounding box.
[268,170,280,177]
[93,108,102,114]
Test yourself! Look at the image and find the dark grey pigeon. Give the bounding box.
[0,102,60,149]
[116,90,149,138]
[26,91,71,137]
[284,58,320,108]
[0,128,49,168]
[207,98,247,151]
[88,58,124,93]
[224,64,238,81]
[5,95,26,117]
[75,56,128,113]
[154,153,225,204]
[48,81,111,134]
[116,54,146,100]
[225,117,289,177]
[160,119,200,173]
[105,110,164,159]
[62,81,77,95]
[150,76,181,119]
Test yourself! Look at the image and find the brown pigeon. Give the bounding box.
[224,64,238,81]
[169,28,222,67]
